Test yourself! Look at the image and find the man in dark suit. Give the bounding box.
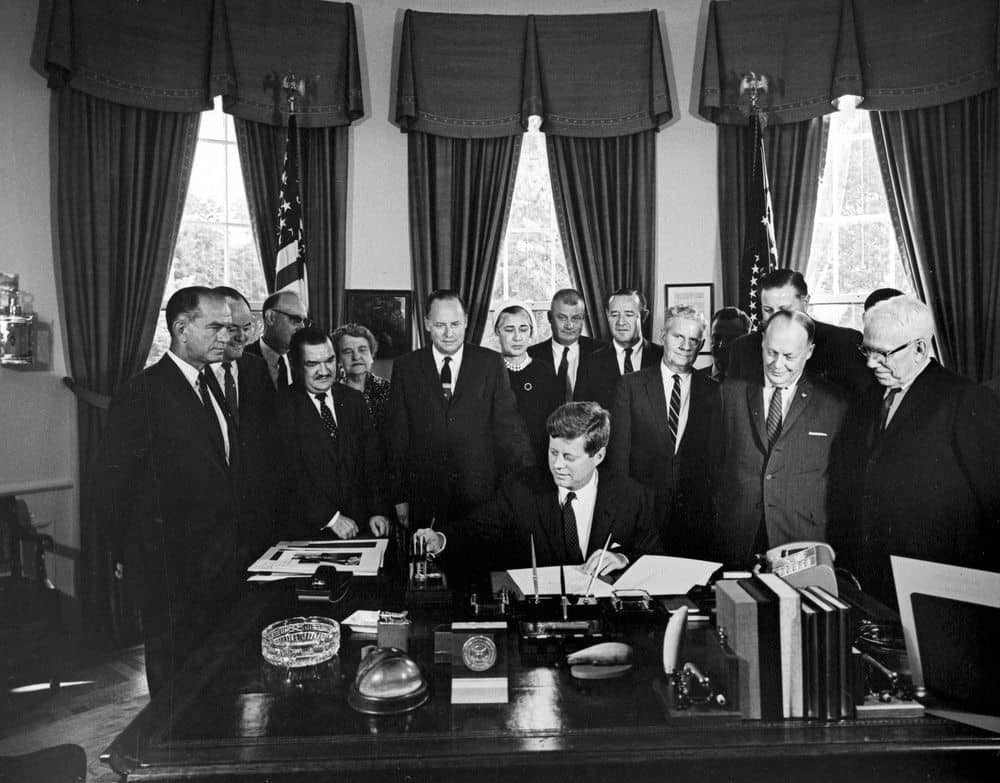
[527,288,602,401]
[839,296,1000,607]
[244,290,307,389]
[702,306,750,382]
[209,286,278,562]
[94,287,238,695]
[575,288,663,411]
[713,310,848,568]
[384,290,534,531]
[610,305,720,556]
[415,402,661,580]
[726,269,871,398]
[276,327,391,539]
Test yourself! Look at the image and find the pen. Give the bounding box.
[530,533,539,603]
[585,531,613,597]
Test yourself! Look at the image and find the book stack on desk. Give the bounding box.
[715,576,855,721]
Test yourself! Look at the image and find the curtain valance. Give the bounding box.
[30,0,364,127]
[395,10,672,139]
[699,0,1000,126]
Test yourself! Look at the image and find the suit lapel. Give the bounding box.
[875,362,936,450]
[419,347,449,409]
[451,346,475,407]
[780,376,813,437]
[535,483,568,564]
[640,368,673,453]
[157,357,228,466]
[588,478,615,559]
[746,382,768,452]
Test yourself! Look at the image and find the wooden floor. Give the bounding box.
[0,633,149,782]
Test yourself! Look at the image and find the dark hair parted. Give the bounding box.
[764,309,816,344]
[164,286,219,335]
[424,289,467,317]
[606,287,648,314]
[331,322,378,356]
[288,325,334,370]
[546,401,610,456]
[712,306,751,332]
[758,268,808,297]
[863,287,904,312]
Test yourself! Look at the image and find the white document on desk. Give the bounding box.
[247,538,389,577]
[613,555,722,595]
[506,565,615,597]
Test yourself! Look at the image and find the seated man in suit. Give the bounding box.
[726,269,871,398]
[837,295,1000,607]
[610,305,720,556]
[414,402,662,582]
[713,310,848,568]
[245,290,308,389]
[276,327,392,539]
[384,290,534,531]
[575,287,663,411]
[209,286,279,564]
[527,288,602,401]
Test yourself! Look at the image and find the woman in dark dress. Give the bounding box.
[332,322,391,429]
[494,304,563,466]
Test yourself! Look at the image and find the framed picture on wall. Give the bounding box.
[664,283,714,355]
[344,290,413,359]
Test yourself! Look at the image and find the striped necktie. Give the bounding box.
[667,374,681,446]
[766,386,784,449]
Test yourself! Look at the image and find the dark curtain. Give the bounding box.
[407,132,522,344]
[54,88,199,638]
[718,117,829,308]
[235,119,350,332]
[870,90,1000,381]
[546,131,656,341]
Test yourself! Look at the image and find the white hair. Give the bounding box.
[863,295,934,339]
[663,304,707,334]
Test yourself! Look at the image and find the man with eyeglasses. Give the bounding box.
[726,269,872,399]
[94,287,240,695]
[527,289,602,401]
[245,291,309,390]
[575,288,663,412]
[837,295,1000,607]
[209,286,280,563]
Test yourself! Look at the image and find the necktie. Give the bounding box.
[766,387,784,449]
[668,374,681,446]
[877,387,901,433]
[561,491,582,563]
[623,346,635,374]
[199,370,234,465]
[440,356,453,401]
[315,393,338,441]
[197,370,214,410]
[275,355,289,390]
[558,346,571,401]
[222,361,239,427]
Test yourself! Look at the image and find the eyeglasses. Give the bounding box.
[272,309,311,327]
[858,339,918,363]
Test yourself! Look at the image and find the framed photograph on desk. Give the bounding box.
[664,283,714,354]
[344,290,413,358]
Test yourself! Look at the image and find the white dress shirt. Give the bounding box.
[550,340,581,393]
[660,365,693,454]
[210,360,239,408]
[307,388,341,529]
[558,470,599,560]
[432,344,464,388]
[763,375,801,420]
[166,350,230,462]
[614,341,643,374]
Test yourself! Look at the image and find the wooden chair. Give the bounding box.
[0,497,60,692]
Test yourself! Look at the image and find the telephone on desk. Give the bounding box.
[763,541,838,596]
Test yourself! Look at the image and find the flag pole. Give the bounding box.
[275,73,309,311]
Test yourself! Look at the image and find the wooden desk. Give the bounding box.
[102,579,999,782]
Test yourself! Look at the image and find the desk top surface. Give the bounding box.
[103,570,1000,782]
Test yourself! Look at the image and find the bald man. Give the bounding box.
[245,291,308,389]
[712,311,848,568]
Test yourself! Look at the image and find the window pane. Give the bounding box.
[185,142,226,223]
[199,102,227,141]
[228,226,267,303]
[227,145,250,224]
[174,222,225,285]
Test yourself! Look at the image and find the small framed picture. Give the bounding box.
[344,290,413,359]
[664,283,714,355]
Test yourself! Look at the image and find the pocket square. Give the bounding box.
[808,431,828,437]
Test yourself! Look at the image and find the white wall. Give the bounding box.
[1,0,720,601]
[1,0,78,597]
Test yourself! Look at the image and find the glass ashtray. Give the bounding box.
[261,616,341,668]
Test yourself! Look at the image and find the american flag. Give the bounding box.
[739,111,778,330]
[275,111,308,309]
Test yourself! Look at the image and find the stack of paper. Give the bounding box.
[247,539,389,581]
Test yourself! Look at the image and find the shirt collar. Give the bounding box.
[166,349,203,388]
[432,344,464,366]
[259,338,284,366]
[558,468,599,504]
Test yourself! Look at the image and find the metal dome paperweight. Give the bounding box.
[348,647,429,715]
[261,616,341,668]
